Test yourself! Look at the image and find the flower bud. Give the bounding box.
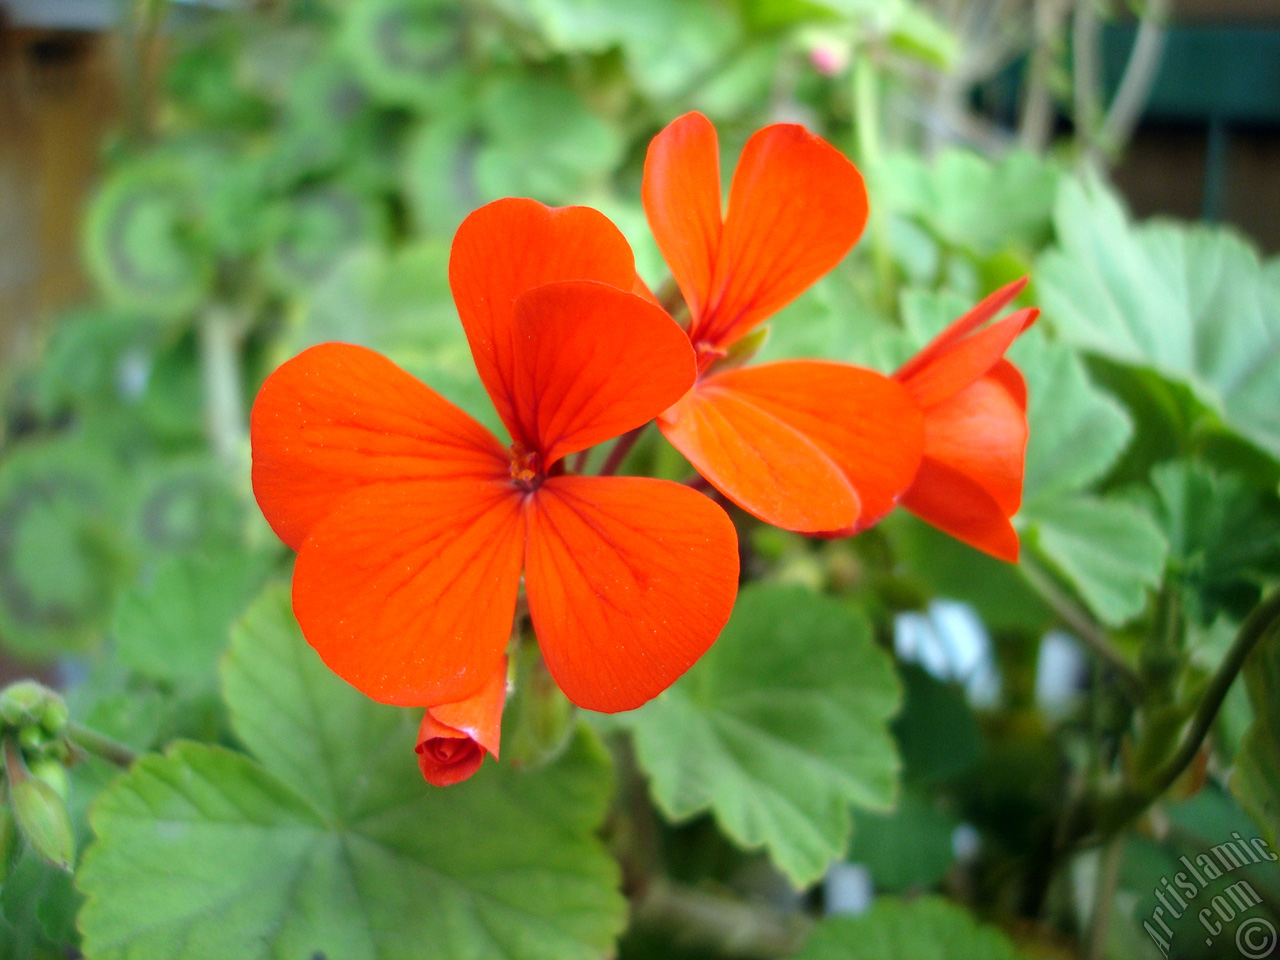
[505,641,576,770]
[416,658,506,787]
[10,775,74,871]
[0,681,53,728]
[18,725,45,753]
[40,697,69,737]
[30,758,70,802]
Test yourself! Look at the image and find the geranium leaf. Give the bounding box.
[792,896,1027,959]
[1037,175,1280,461]
[619,584,901,887]
[111,548,276,690]
[1013,329,1132,503]
[1023,495,1167,627]
[77,585,625,960]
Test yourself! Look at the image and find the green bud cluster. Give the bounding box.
[0,680,75,881]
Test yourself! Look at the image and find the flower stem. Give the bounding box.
[1066,586,1280,845]
[599,426,645,477]
[632,875,810,958]
[1019,553,1145,702]
[853,51,896,318]
[198,304,247,474]
[66,723,138,768]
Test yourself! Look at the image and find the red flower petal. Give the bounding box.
[899,307,1038,409]
[642,112,723,326]
[292,479,525,706]
[895,277,1028,383]
[902,363,1028,561]
[703,124,867,348]
[449,198,636,439]
[251,343,508,550]
[659,380,859,532]
[524,476,739,713]
[658,362,923,533]
[708,362,924,532]
[417,656,507,787]
[416,736,484,787]
[901,459,1020,563]
[507,280,695,465]
[642,114,867,351]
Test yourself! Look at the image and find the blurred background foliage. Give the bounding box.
[1,0,1279,958]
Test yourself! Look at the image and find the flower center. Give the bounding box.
[694,340,728,376]
[509,443,542,491]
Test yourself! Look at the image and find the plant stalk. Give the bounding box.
[1019,553,1145,702]
[599,426,645,477]
[67,723,139,768]
[198,305,247,474]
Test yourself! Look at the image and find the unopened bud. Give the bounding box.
[29,759,70,802]
[506,642,576,770]
[708,326,771,375]
[18,725,45,753]
[39,697,68,736]
[10,776,74,871]
[0,681,50,728]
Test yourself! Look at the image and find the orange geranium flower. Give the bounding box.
[642,112,924,535]
[416,658,506,786]
[251,198,739,715]
[894,278,1038,562]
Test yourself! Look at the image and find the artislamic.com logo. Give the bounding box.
[1143,832,1278,958]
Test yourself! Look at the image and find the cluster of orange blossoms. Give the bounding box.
[250,113,1037,786]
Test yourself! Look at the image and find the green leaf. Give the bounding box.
[263,184,389,294]
[1142,462,1280,624]
[848,790,957,892]
[1037,175,1280,460]
[475,76,623,206]
[342,0,468,109]
[1023,495,1167,627]
[792,896,1027,959]
[401,113,483,237]
[82,157,213,319]
[884,148,1059,256]
[77,585,625,960]
[1008,329,1165,627]
[1013,329,1133,503]
[620,584,902,887]
[892,663,982,785]
[111,549,276,690]
[0,437,128,660]
[126,455,248,558]
[514,0,743,100]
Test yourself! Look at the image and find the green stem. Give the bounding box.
[66,723,138,768]
[1139,587,1280,800]
[126,0,166,143]
[1070,587,1280,844]
[852,53,896,318]
[2,737,27,784]
[198,305,247,474]
[1072,0,1105,166]
[1086,837,1123,960]
[1020,553,1145,702]
[598,426,644,477]
[632,875,810,959]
